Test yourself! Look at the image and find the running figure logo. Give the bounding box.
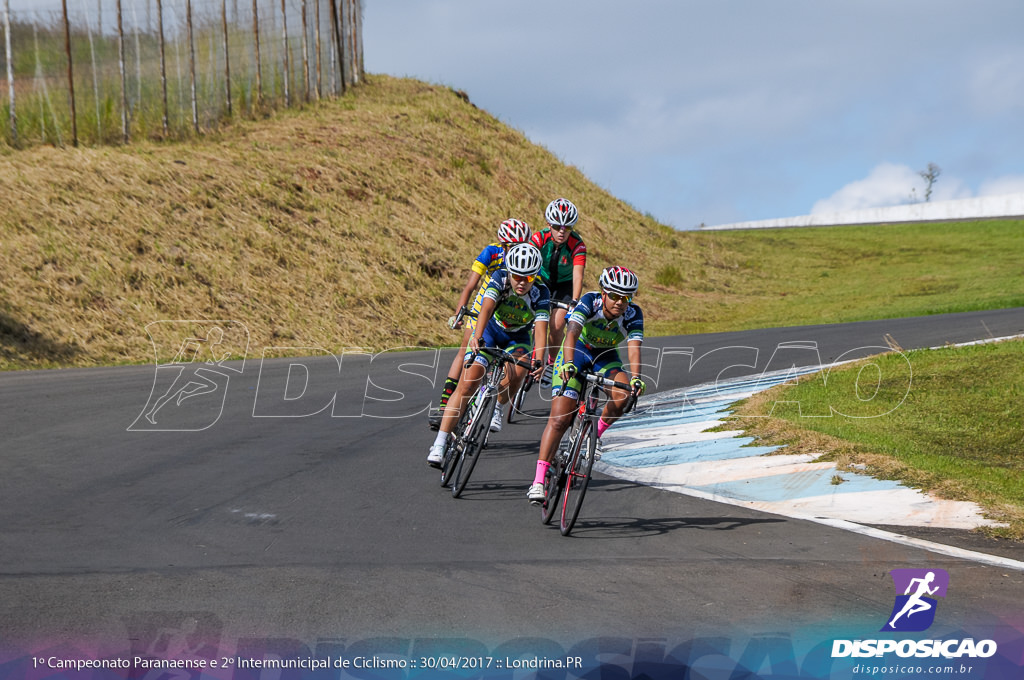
[129,321,249,432]
[881,568,949,632]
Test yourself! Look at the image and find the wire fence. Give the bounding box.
[0,0,363,148]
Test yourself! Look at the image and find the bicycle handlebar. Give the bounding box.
[554,366,639,401]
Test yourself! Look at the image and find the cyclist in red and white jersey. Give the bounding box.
[530,198,586,384]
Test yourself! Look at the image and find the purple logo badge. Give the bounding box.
[881,568,949,632]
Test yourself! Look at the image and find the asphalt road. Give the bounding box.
[3,308,1024,666]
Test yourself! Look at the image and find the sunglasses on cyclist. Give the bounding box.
[510,273,536,283]
[549,224,570,232]
[604,291,632,303]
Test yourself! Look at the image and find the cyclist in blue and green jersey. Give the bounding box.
[428,244,550,466]
[428,219,532,429]
[531,198,586,383]
[526,266,646,503]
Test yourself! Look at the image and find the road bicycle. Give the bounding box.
[540,367,637,535]
[439,346,531,498]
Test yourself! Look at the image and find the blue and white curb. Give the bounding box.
[596,353,1024,570]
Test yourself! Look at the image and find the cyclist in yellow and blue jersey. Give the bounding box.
[428,219,532,428]
[526,266,647,503]
[428,244,550,466]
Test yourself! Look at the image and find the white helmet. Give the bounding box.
[505,243,543,277]
[544,198,578,228]
[599,266,639,296]
[497,218,531,244]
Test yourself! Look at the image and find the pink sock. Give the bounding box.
[534,460,551,485]
[597,418,611,438]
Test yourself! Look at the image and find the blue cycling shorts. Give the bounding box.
[551,340,622,401]
[465,319,532,367]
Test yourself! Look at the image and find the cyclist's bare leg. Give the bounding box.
[499,363,525,406]
[444,325,474,383]
[538,394,577,463]
[597,367,632,426]
[547,307,568,364]
[439,362,486,434]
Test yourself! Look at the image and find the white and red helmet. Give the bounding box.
[497,218,531,244]
[544,198,579,228]
[599,266,639,296]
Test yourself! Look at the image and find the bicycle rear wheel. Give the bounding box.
[507,374,533,424]
[451,393,496,498]
[559,416,596,536]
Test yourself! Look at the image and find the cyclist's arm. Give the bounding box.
[531,319,549,377]
[455,271,483,313]
[561,320,583,365]
[626,339,642,381]
[570,263,585,301]
[469,296,496,353]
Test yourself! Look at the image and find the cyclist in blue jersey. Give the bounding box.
[526,266,647,503]
[428,219,532,429]
[428,244,550,466]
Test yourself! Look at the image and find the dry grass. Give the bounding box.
[0,75,698,369]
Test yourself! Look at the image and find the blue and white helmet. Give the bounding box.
[505,243,543,277]
[599,266,639,296]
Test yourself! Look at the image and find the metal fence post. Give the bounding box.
[280,0,289,106]
[186,0,198,133]
[3,0,15,145]
[157,0,169,135]
[252,0,262,105]
[222,0,232,116]
[117,0,129,142]
[300,0,309,102]
[62,0,78,146]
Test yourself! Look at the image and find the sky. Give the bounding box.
[362,0,1024,229]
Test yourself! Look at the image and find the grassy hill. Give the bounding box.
[1,74,1023,370]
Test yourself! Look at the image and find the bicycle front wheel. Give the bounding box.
[439,399,474,488]
[451,393,496,498]
[559,416,597,536]
[541,445,568,525]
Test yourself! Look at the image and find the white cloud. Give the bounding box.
[811,163,923,214]
[812,164,1024,217]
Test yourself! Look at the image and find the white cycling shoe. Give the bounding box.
[489,405,504,432]
[527,483,545,504]
[427,443,445,468]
